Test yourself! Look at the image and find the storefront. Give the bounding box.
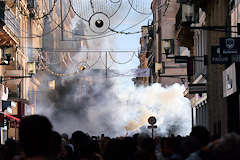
[185,74,208,129]
[223,63,240,134]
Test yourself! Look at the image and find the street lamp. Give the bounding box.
[183,3,195,23]
[177,0,239,33]
[27,62,36,75]
[0,48,15,65]
[162,39,174,57]
[177,0,200,25]
[79,65,86,71]
[1,54,14,65]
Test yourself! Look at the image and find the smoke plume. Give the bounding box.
[37,74,191,137]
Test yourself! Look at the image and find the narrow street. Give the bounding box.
[0,0,239,160]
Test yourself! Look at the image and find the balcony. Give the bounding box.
[0,2,20,46]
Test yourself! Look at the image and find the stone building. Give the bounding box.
[176,0,237,137]
[136,0,187,87]
[0,0,43,142]
[134,25,153,86]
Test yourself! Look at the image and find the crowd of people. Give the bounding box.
[0,115,240,160]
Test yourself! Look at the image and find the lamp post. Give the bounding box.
[27,62,36,75]
[177,0,199,25]
[183,3,195,23]
[177,0,239,33]
[0,62,36,83]
[0,48,15,65]
[162,39,174,58]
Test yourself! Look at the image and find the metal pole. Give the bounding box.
[60,0,64,41]
[152,126,154,139]
[105,52,108,80]
[15,122,16,140]
[192,107,194,128]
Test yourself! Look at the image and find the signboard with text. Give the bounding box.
[189,84,207,94]
[211,46,230,64]
[175,56,189,63]
[220,37,240,55]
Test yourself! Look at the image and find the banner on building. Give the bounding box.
[131,68,150,77]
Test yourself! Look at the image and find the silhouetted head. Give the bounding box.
[2,138,17,160]
[19,115,53,157]
[71,131,90,152]
[211,133,240,160]
[190,126,210,148]
[51,131,62,157]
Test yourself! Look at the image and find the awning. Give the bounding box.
[0,112,20,122]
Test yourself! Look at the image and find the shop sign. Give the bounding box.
[211,46,230,64]
[220,37,240,55]
[223,63,237,97]
[189,84,207,94]
[175,56,189,63]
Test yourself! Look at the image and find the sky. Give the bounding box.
[101,0,153,86]
[59,0,153,86]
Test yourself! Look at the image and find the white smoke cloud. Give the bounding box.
[37,78,191,137]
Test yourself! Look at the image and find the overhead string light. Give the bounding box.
[35,49,105,77]
[9,0,172,39]
[109,52,135,64]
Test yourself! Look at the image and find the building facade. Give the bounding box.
[0,0,43,142]
[175,0,240,137]
[136,0,187,87]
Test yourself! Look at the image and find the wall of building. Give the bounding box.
[0,0,44,142]
[205,0,228,137]
[152,0,187,86]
